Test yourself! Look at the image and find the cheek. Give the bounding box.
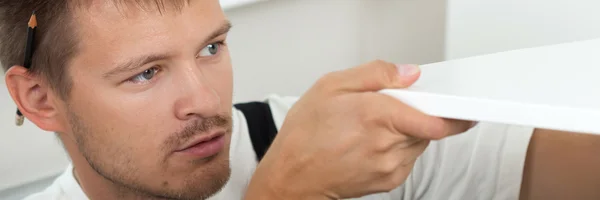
[217,66,233,108]
[70,85,171,158]
[203,55,233,106]
[215,67,233,101]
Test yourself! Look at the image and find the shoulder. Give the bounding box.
[22,165,87,200]
[233,94,299,131]
[22,191,63,200]
[228,94,298,164]
[21,180,69,200]
[230,94,298,160]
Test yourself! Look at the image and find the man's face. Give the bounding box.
[60,0,233,199]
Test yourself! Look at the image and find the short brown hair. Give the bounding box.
[0,0,189,99]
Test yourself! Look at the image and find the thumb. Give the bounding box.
[395,64,421,87]
[329,61,422,92]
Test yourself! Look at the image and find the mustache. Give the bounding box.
[164,115,232,151]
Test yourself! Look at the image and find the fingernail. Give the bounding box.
[470,122,479,128]
[396,64,420,77]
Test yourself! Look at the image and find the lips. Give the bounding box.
[177,130,224,150]
[175,130,226,159]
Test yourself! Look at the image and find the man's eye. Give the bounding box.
[129,67,159,84]
[197,42,222,57]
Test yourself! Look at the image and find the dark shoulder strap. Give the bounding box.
[234,101,278,162]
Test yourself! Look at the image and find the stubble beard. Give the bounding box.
[68,111,233,200]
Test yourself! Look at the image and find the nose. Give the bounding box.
[173,64,221,120]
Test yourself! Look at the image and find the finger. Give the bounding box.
[373,134,430,169]
[364,92,473,140]
[371,140,429,193]
[382,139,429,191]
[396,139,430,167]
[324,60,421,92]
[394,107,473,140]
[441,118,479,137]
[368,126,415,154]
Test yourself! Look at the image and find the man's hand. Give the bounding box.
[245,60,474,199]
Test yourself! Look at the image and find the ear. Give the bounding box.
[4,66,67,132]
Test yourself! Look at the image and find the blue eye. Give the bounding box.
[197,42,222,57]
[130,67,159,83]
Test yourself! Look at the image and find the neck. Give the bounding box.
[59,134,166,200]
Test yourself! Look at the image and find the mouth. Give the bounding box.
[175,130,226,159]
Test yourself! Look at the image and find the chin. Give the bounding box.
[161,153,231,200]
[184,154,232,199]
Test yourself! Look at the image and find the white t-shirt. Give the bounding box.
[23,95,534,200]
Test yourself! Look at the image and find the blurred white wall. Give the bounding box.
[226,0,364,102]
[446,0,600,59]
[228,0,446,102]
[1,0,446,198]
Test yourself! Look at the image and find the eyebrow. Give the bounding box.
[102,20,233,79]
[206,20,232,46]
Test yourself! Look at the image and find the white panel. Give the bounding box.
[382,39,600,134]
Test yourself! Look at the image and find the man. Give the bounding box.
[1,0,599,199]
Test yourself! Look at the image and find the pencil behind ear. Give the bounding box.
[4,65,66,132]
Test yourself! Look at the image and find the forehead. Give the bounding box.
[70,0,224,71]
[75,0,224,42]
